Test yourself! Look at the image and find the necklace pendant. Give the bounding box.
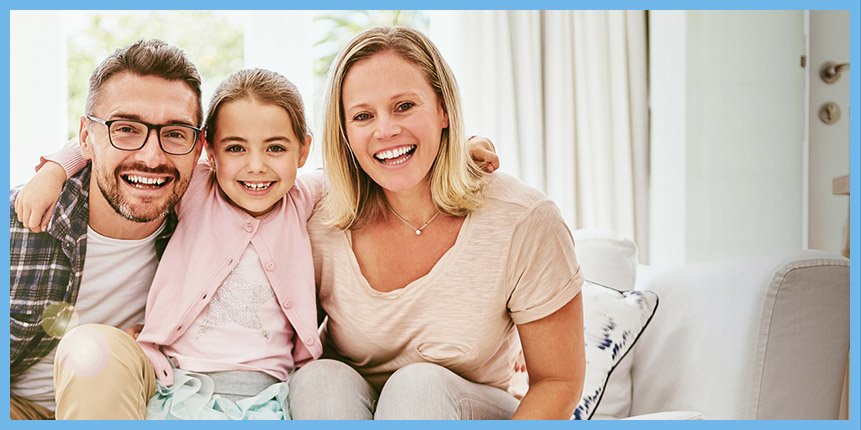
[415,229,422,235]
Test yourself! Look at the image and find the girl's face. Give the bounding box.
[341,51,448,196]
[207,98,310,217]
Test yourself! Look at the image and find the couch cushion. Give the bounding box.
[573,228,638,291]
[572,281,658,420]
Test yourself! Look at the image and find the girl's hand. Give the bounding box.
[14,162,67,233]
[123,324,144,340]
[467,135,500,173]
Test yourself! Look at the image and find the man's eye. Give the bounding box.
[163,131,186,139]
[115,126,139,134]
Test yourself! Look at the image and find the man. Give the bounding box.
[10,39,204,419]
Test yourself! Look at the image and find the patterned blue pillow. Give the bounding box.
[572,281,658,420]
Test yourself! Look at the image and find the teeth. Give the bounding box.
[126,175,166,185]
[242,182,271,190]
[375,145,415,161]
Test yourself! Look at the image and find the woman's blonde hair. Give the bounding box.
[320,26,484,230]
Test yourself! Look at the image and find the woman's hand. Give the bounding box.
[14,161,68,233]
[467,136,499,173]
[512,294,585,419]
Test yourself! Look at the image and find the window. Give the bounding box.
[10,10,425,186]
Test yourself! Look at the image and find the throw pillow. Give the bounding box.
[573,228,640,418]
[572,280,658,420]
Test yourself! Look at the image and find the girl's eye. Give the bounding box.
[396,102,415,112]
[352,112,372,122]
[268,145,287,153]
[225,145,244,153]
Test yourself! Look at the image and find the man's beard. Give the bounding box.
[93,158,187,223]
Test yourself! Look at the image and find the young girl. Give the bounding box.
[30,68,323,419]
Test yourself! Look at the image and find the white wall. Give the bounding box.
[10,12,70,188]
[649,11,688,265]
[650,11,806,265]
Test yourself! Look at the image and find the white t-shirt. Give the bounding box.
[10,223,164,411]
[308,172,583,392]
[163,244,295,380]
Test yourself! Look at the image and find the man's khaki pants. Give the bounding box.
[11,323,156,420]
[10,394,54,420]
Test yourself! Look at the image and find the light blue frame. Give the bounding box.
[2,1,858,429]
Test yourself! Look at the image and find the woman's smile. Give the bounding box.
[373,144,417,166]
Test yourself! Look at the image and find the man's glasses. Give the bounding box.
[85,115,201,156]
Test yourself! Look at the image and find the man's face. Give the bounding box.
[80,72,201,223]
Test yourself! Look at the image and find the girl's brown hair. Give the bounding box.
[205,68,309,144]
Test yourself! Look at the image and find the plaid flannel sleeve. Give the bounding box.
[9,188,76,376]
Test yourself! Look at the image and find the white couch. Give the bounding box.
[547,229,851,420]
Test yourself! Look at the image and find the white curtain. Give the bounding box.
[430,11,649,260]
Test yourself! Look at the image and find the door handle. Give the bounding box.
[820,61,850,84]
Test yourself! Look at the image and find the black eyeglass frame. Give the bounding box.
[85,115,202,156]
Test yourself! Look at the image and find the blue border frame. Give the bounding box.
[3,1,858,429]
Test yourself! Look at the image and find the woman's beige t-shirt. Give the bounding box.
[308,172,583,392]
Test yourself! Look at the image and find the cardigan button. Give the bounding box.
[303,336,316,346]
[244,223,254,232]
[226,258,234,266]
[283,299,292,309]
[265,261,276,271]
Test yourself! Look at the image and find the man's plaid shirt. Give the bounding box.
[9,165,176,377]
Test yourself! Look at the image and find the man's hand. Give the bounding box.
[123,324,144,340]
[467,136,499,173]
[14,162,67,233]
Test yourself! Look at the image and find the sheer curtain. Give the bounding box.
[430,11,649,260]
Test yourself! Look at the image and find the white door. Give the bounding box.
[806,11,851,421]
[806,10,851,256]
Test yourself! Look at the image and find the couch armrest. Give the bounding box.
[629,250,849,419]
[621,411,704,420]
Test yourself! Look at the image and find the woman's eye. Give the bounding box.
[352,112,371,122]
[396,102,415,112]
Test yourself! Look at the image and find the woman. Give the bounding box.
[288,26,586,420]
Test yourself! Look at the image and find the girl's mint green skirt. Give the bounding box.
[146,369,290,420]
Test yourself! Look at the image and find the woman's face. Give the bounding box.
[341,51,448,196]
